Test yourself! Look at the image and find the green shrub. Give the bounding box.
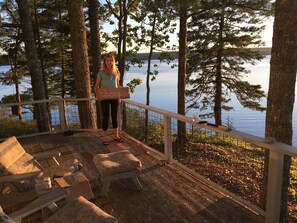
[125,108,164,146]
[0,118,38,138]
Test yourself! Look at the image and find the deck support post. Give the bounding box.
[265,150,284,223]
[164,115,172,162]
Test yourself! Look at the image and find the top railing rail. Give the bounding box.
[122,99,297,157]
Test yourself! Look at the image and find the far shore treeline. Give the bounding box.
[0,54,8,66]
[0,47,271,66]
[135,47,272,60]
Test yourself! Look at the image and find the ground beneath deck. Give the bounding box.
[13,130,264,223]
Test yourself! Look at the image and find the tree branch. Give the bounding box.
[105,0,120,20]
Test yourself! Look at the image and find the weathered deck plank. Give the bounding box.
[9,131,264,223]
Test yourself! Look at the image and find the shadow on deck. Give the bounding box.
[9,131,264,223]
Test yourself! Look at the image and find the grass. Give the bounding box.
[174,132,297,222]
[176,139,264,205]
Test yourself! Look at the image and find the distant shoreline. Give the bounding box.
[0,47,271,65]
[132,47,271,60]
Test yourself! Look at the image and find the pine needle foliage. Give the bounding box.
[187,0,273,125]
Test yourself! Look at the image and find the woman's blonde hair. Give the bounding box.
[101,53,119,78]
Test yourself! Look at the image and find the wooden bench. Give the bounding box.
[6,194,118,223]
[93,150,142,196]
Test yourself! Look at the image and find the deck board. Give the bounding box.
[5,131,265,223]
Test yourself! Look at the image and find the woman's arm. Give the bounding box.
[116,70,122,88]
[117,79,122,88]
[94,76,101,92]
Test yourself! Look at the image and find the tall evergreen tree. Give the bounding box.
[88,0,102,128]
[88,0,101,86]
[135,0,173,106]
[68,0,96,129]
[32,0,48,101]
[263,1,297,222]
[0,2,26,120]
[6,28,23,120]
[187,0,271,125]
[33,0,74,98]
[177,3,188,147]
[105,0,140,85]
[15,0,51,132]
[167,0,200,148]
[132,0,175,138]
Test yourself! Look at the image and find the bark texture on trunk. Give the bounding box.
[88,0,102,128]
[16,0,50,132]
[68,0,96,129]
[263,1,297,221]
[177,4,188,148]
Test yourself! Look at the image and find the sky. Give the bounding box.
[260,19,274,47]
[103,18,274,52]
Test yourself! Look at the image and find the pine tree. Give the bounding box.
[133,0,174,106]
[33,0,74,98]
[264,1,297,221]
[166,0,201,148]
[187,0,272,125]
[15,0,51,132]
[0,1,26,120]
[88,0,102,128]
[105,0,141,84]
[68,0,96,129]
[130,0,175,139]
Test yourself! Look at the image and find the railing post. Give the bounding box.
[58,98,66,132]
[163,115,172,162]
[265,150,284,223]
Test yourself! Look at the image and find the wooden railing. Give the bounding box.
[1,97,296,223]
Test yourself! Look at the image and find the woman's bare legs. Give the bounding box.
[102,130,108,142]
[113,127,124,142]
[114,127,119,139]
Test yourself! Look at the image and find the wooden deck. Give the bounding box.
[7,131,264,223]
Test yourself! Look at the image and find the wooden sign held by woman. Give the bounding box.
[95,87,130,100]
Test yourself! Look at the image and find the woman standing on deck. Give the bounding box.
[94,53,124,145]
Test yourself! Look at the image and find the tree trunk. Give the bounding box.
[56,5,68,127]
[214,10,225,126]
[33,0,51,124]
[33,0,48,101]
[68,0,96,129]
[214,53,222,126]
[9,29,23,121]
[117,0,123,66]
[15,0,51,132]
[177,4,188,149]
[144,13,157,139]
[88,0,102,128]
[262,1,297,222]
[14,80,22,120]
[119,0,127,85]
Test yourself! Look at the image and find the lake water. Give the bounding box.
[1,56,297,146]
[123,56,297,146]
